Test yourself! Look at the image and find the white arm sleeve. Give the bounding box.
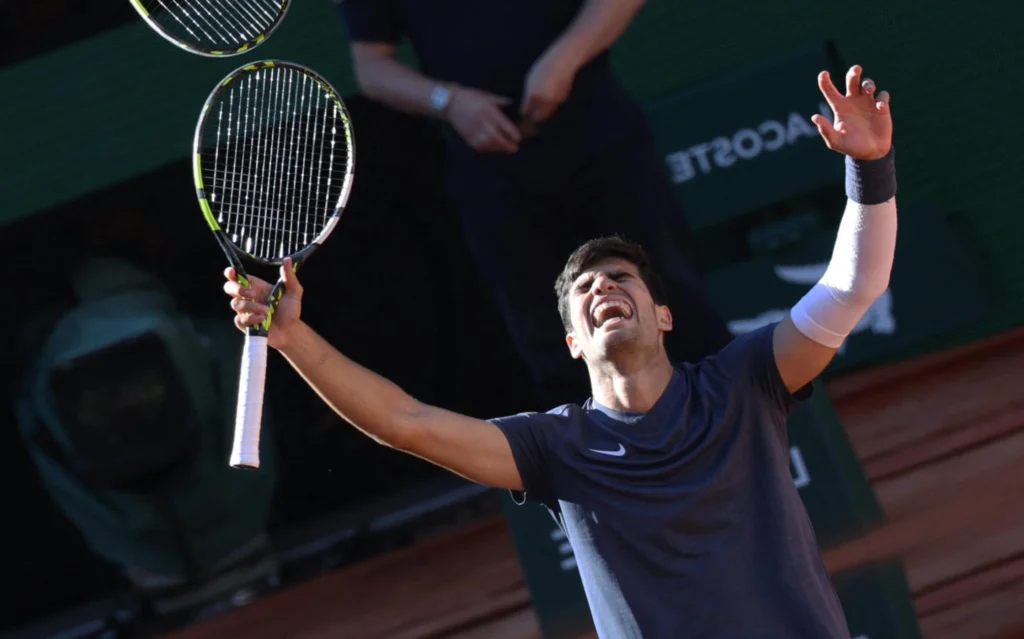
[790,150,898,348]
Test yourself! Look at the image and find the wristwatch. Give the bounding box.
[430,84,454,114]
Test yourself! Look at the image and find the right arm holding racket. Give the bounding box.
[223,260,526,492]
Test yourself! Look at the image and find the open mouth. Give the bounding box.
[591,298,634,329]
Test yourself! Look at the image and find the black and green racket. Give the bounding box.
[194,60,355,468]
[130,0,290,57]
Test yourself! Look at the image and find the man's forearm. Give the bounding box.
[790,147,898,348]
[278,321,420,447]
[548,0,645,71]
[274,320,525,491]
[353,51,447,119]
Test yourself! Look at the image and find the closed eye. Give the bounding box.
[575,271,633,294]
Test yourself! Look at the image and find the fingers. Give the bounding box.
[472,92,520,150]
[235,313,266,331]
[859,74,891,113]
[821,66,891,112]
[520,95,556,125]
[224,264,305,334]
[810,113,840,151]
[471,126,515,153]
[223,278,251,299]
[473,117,520,153]
[491,110,524,148]
[817,71,844,110]
[845,64,863,96]
[223,276,267,301]
[224,267,273,299]
[231,296,269,316]
[875,89,891,113]
[226,283,267,330]
[450,89,521,153]
[226,283,268,329]
[280,257,304,296]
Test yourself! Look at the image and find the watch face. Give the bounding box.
[431,86,451,111]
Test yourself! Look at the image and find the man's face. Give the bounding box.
[565,257,672,363]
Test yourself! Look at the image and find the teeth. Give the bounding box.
[592,299,633,327]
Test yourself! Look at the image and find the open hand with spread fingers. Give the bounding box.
[812,65,893,161]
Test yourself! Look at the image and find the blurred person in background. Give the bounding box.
[334,0,733,406]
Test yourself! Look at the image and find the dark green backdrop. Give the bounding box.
[610,0,1023,343]
[2,0,1018,344]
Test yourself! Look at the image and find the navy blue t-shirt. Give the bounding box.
[335,0,648,192]
[493,324,850,639]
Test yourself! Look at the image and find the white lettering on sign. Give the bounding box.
[664,102,833,184]
[791,446,811,489]
[551,527,577,572]
[726,262,896,354]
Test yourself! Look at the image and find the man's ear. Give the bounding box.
[657,304,673,332]
[566,332,584,359]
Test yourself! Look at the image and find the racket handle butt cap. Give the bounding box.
[230,334,269,469]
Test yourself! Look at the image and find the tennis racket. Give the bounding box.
[194,60,355,468]
[130,0,290,57]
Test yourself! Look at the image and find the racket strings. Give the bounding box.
[142,0,284,49]
[203,66,351,261]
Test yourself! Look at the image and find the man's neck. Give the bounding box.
[588,352,675,414]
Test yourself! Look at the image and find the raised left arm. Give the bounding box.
[773,65,897,393]
[520,0,645,125]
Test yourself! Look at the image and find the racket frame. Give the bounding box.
[193,59,355,468]
[129,0,292,57]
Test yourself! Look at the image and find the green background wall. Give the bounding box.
[1,0,1019,341]
[610,0,1022,341]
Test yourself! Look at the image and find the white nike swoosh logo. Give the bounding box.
[589,443,626,457]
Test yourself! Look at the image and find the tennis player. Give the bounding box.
[224,65,895,638]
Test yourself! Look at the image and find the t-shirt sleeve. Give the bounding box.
[698,322,813,417]
[489,410,564,507]
[335,0,402,43]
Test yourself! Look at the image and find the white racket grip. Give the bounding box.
[230,334,269,469]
